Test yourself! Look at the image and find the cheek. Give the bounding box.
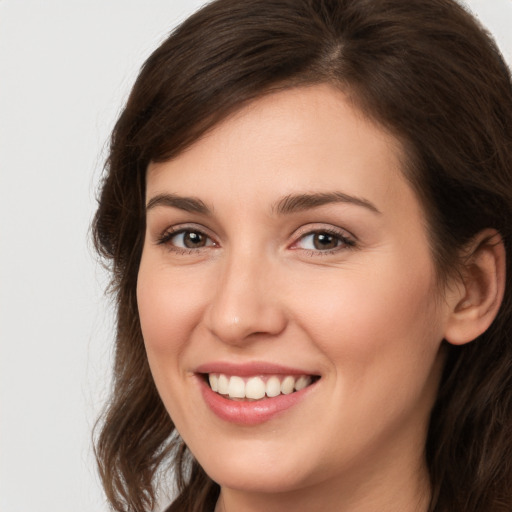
[289,259,443,378]
[137,261,210,359]
[136,260,215,427]
[285,261,445,454]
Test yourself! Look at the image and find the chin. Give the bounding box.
[206,463,308,494]
[190,439,312,493]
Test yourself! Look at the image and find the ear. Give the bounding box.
[444,229,506,346]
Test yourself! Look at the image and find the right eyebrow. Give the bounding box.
[145,193,211,215]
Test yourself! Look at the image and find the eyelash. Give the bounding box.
[156,225,357,256]
[156,226,217,254]
[291,227,356,256]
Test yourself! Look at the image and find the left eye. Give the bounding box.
[166,230,215,249]
[296,231,350,251]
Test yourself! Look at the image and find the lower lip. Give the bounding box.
[198,376,317,425]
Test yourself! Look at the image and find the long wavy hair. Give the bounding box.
[93,0,512,511]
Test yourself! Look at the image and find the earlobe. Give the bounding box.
[444,229,506,346]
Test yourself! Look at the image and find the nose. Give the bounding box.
[204,252,287,345]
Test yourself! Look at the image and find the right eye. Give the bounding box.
[158,229,216,250]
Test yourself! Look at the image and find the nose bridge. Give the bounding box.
[205,246,286,344]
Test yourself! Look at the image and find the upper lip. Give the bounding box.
[195,361,319,377]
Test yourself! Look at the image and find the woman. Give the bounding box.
[93,0,512,511]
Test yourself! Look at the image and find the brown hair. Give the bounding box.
[93,0,512,511]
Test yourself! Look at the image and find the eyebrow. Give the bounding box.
[273,192,381,215]
[146,193,211,215]
[145,191,380,216]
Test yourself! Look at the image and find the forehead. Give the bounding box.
[146,84,415,221]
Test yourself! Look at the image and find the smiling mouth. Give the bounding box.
[205,373,319,401]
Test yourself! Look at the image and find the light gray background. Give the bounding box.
[1,1,511,511]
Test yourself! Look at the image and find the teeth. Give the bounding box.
[294,375,311,391]
[228,376,245,398]
[217,374,229,395]
[209,374,218,392]
[246,377,266,400]
[208,373,314,400]
[281,376,295,395]
[266,376,281,397]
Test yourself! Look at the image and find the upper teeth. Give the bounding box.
[208,374,312,400]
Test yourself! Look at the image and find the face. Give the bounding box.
[137,85,451,502]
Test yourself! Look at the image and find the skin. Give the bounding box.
[137,84,458,512]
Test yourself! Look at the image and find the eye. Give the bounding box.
[293,229,355,253]
[158,228,216,250]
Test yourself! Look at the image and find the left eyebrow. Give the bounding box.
[273,192,381,215]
